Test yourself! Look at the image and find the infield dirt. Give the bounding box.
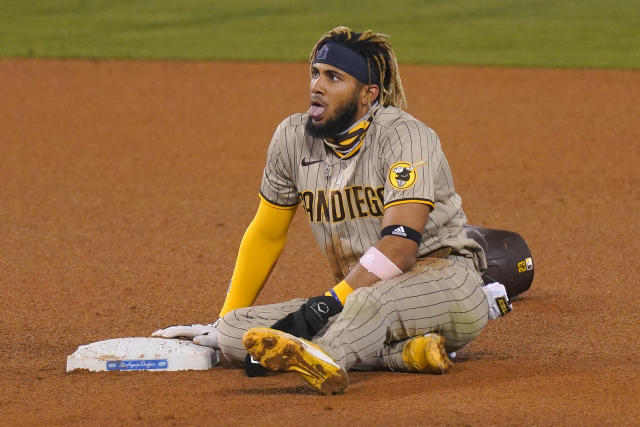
[1,59,638,425]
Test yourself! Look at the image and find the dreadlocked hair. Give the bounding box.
[310,26,407,109]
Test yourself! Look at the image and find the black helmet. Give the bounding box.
[464,225,534,299]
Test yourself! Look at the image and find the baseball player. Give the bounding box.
[154,27,521,395]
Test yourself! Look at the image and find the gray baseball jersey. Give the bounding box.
[217,106,488,370]
[259,105,485,278]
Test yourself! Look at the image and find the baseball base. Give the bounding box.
[66,337,219,372]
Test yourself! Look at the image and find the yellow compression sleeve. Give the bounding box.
[218,197,297,317]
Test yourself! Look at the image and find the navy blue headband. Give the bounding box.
[313,42,380,86]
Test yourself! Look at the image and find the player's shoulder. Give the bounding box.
[275,113,309,132]
[373,106,439,142]
[268,113,310,151]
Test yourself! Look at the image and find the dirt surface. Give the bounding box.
[1,59,639,426]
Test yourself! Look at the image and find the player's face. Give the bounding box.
[306,63,368,138]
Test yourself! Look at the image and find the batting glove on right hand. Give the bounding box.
[151,320,220,348]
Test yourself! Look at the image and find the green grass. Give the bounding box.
[1,0,639,68]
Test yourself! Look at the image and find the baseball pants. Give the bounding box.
[217,253,488,371]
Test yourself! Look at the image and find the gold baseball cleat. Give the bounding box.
[402,333,453,374]
[242,327,349,395]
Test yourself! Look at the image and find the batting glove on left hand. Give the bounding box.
[482,282,513,320]
[151,320,220,348]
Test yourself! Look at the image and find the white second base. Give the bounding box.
[66,337,219,372]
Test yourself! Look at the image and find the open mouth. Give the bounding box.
[309,99,327,121]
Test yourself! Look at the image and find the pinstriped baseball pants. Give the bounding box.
[217,254,488,371]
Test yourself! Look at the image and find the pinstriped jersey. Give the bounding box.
[260,106,485,281]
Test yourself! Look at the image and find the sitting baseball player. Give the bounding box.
[153,26,533,395]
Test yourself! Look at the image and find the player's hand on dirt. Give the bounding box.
[151,320,220,348]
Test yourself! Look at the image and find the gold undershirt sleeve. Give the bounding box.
[218,197,297,317]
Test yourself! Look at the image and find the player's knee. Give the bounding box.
[219,307,250,331]
[344,286,388,317]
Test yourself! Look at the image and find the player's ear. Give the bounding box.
[361,84,380,106]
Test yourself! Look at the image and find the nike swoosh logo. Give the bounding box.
[301,158,322,166]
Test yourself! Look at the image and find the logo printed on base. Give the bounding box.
[106,359,168,371]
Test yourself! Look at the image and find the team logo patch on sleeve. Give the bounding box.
[388,160,427,190]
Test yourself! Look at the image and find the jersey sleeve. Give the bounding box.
[259,121,300,208]
[381,119,442,210]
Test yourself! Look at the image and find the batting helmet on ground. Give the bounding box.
[464,225,534,299]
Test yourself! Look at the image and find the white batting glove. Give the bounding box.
[482,282,513,320]
[152,320,220,349]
